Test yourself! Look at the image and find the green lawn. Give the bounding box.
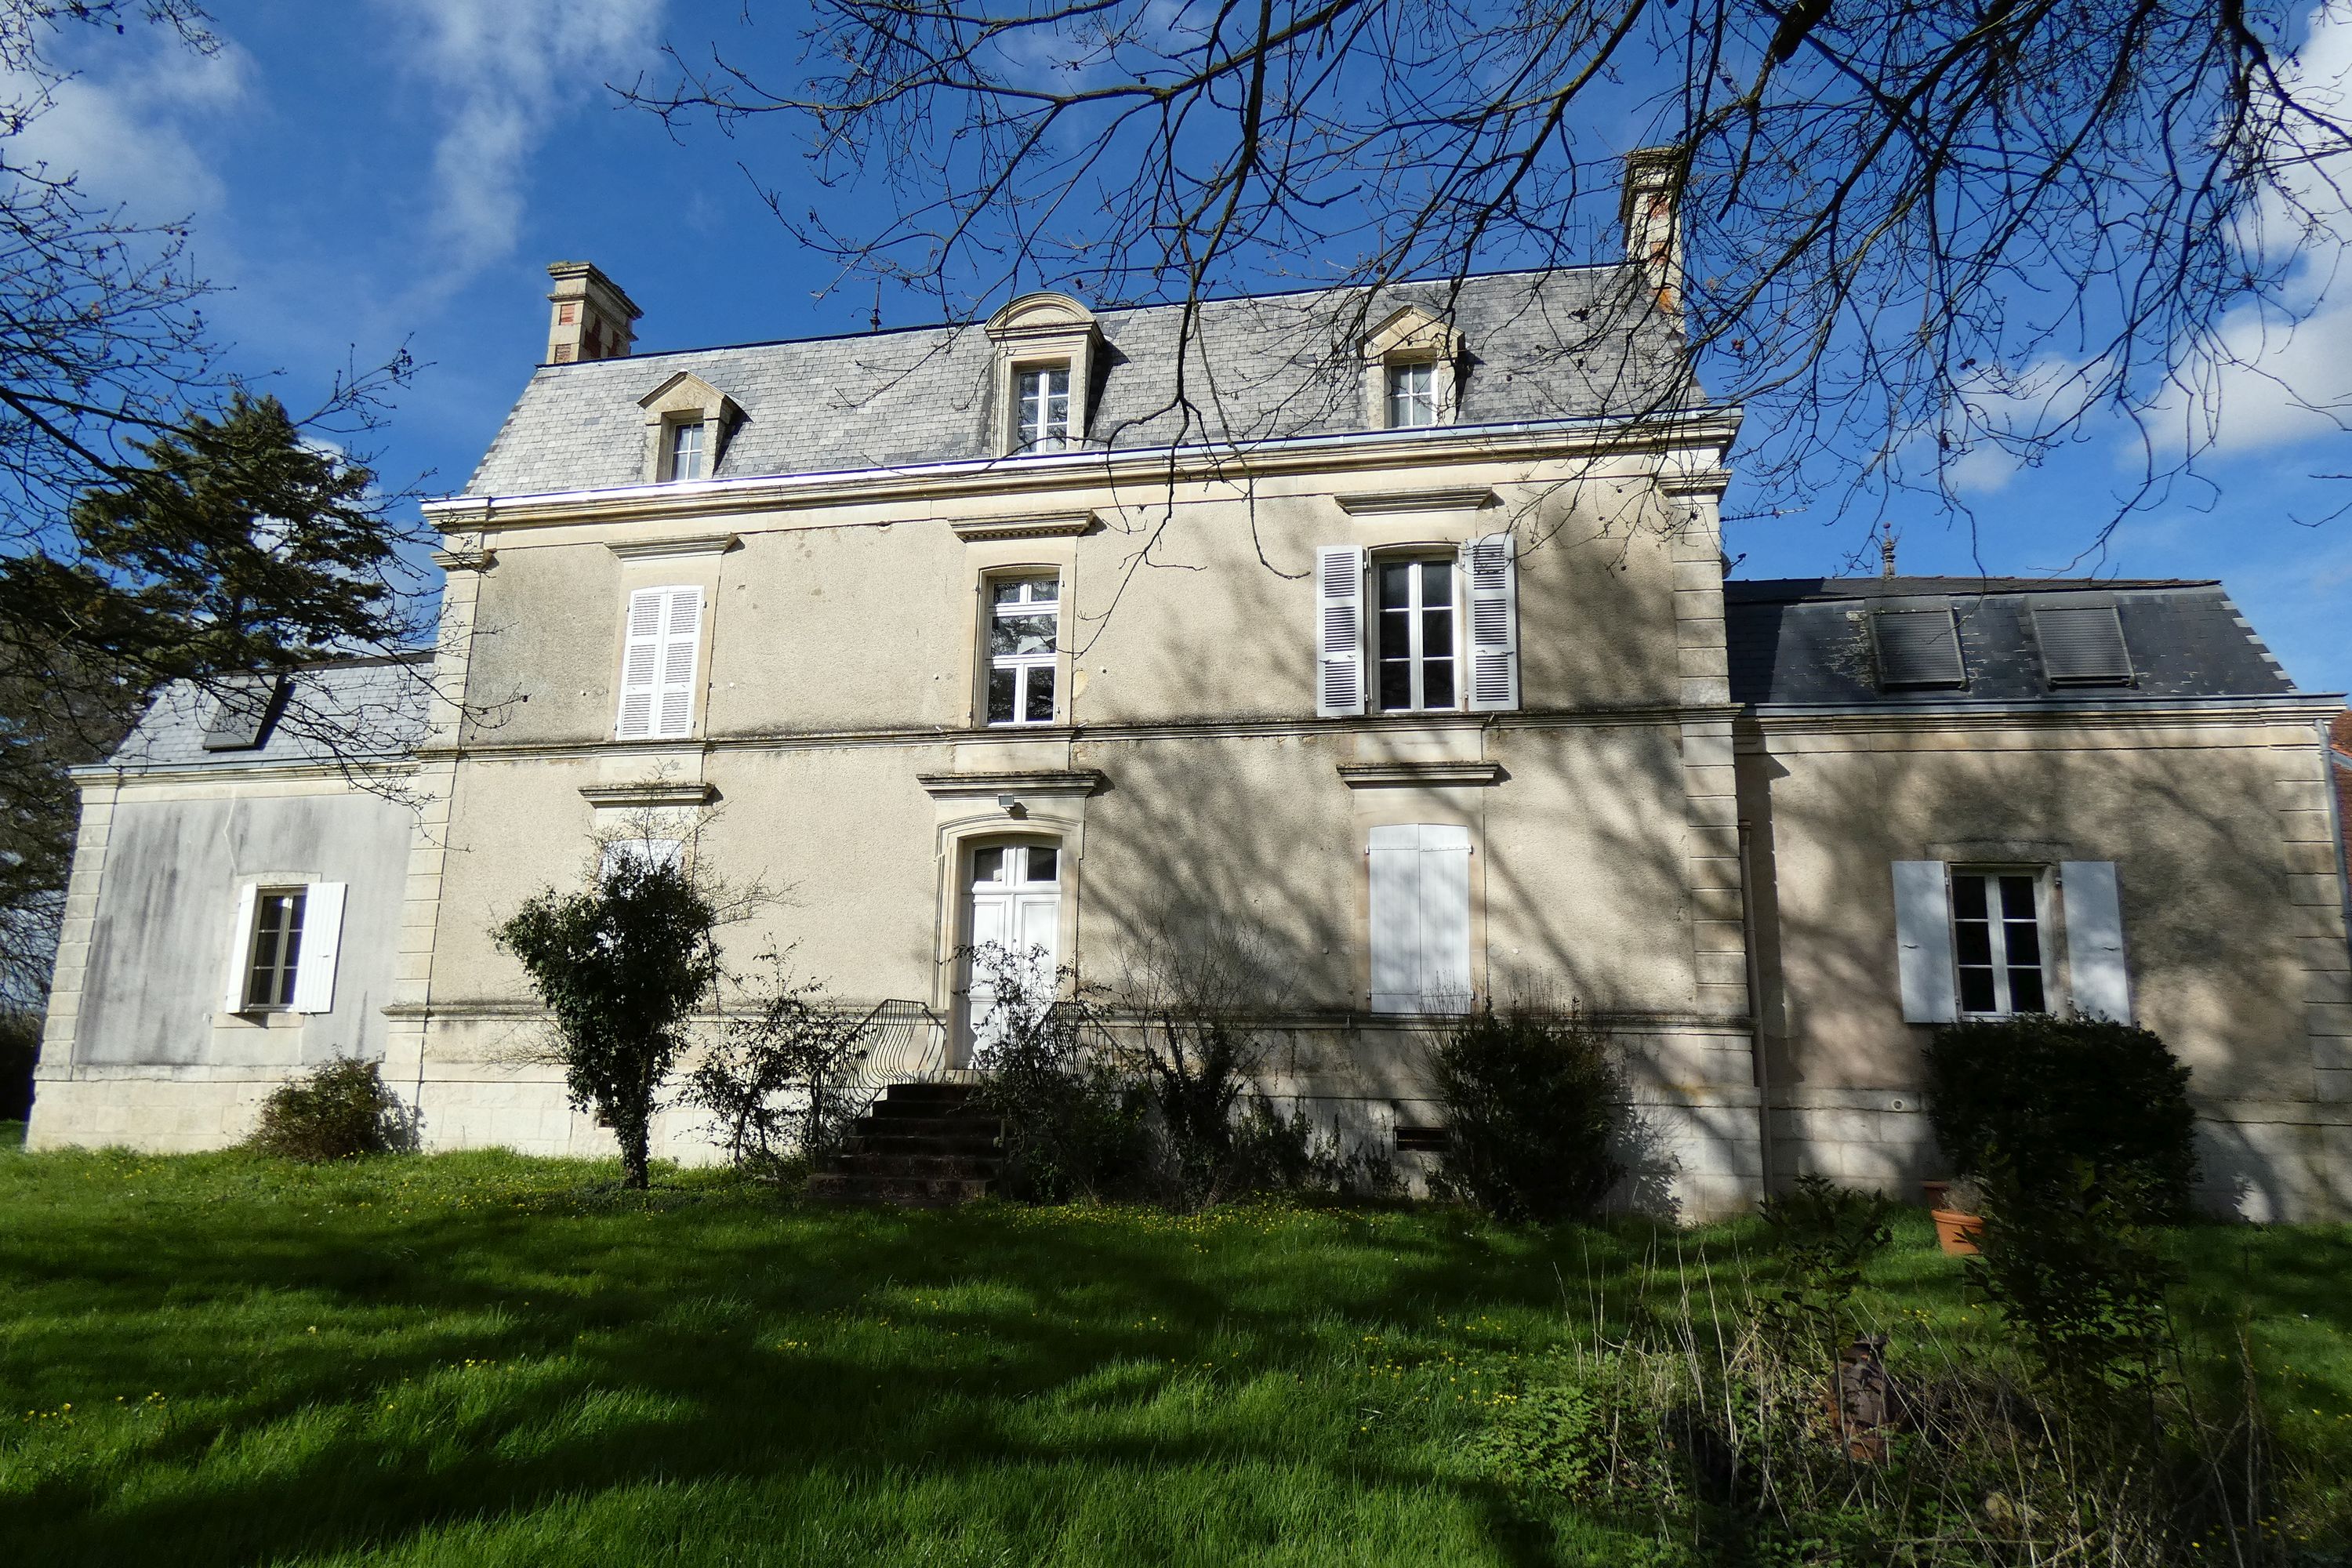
[2,1146,2347,1566]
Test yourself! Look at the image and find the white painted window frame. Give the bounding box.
[1014,364,1074,452]
[1371,550,1462,714]
[666,418,706,482]
[985,571,1061,727]
[1947,865,2053,1018]
[1385,360,1439,428]
[222,878,345,1016]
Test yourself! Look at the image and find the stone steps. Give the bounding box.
[812,1081,1001,1207]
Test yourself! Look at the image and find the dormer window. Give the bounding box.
[668,419,706,482]
[1362,305,1465,430]
[637,371,741,485]
[1016,365,1073,452]
[986,292,1101,456]
[1386,362,1439,429]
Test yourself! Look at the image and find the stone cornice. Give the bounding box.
[421,705,1726,765]
[916,768,1107,800]
[1334,486,1497,517]
[578,781,717,808]
[1336,760,1507,788]
[1738,695,2342,740]
[419,408,1746,533]
[67,759,419,791]
[606,532,739,561]
[949,510,1095,543]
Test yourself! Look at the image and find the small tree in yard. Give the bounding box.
[492,853,722,1189]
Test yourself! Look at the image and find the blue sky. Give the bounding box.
[24,0,2351,695]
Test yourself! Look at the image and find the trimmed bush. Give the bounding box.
[245,1058,409,1163]
[1922,1014,2198,1218]
[1426,1004,1625,1221]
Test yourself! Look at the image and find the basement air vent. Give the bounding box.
[1871,608,1966,689]
[199,675,286,751]
[2032,604,2132,685]
[1394,1124,1450,1154]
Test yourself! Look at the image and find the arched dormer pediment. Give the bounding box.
[637,371,742,483]
[984,292,1102,455]
[985,291,1097,340]
[1361,304,1466,430]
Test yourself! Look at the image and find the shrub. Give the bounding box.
[678,951,871,1179]
[1755,1174,1895,1356]
[245,1058,408,1162]
[1923,1014,2199,1218]
[1425,1004,1625,1221]
[1970,1160,2180,1394]
[967,944,1150,1203]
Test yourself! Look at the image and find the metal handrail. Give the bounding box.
[843,999,953,1094]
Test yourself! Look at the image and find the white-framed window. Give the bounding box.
[1374,555,1459,713]
[963,840,1062,1058]
[1317,538,1515,719]
[668,419,706,482]
[1948,869,2049,1016]
[1367,823,1473,1014]
[223,880,346,1016]
[1891,859,2132,1025]
[1386,361,1439,428]
[985,572,1059,726]
[1015,365,1073,451]
[245,887,306,1011]
[615,585,704,741]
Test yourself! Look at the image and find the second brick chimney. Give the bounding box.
[545,261,641,365]
[1621,147,1686,314]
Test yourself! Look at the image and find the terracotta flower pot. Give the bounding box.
[1933,1207,1985,1256]
[1920,1180,1951,1211]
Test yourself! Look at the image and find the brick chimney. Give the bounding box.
[545,261,641,365]
[1621,146,1686,314]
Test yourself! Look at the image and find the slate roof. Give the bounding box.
[100,655,433,774]
[1724,577,2302,706]
[463,267,1690,498]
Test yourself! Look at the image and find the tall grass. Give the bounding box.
[0,1146,2345,1566]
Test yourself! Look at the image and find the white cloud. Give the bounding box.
[2173,1,2352,453]
[376,0,665,283]
[5,30,251,219]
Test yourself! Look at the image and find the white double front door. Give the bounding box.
[962,842,1061,1064]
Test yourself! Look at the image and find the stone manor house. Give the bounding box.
[30,161,2352,1219]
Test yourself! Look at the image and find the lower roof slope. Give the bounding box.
[1725,577,2300,706]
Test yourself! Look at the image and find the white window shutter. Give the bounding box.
[1463,534,1519,712]
[615,588,665,739]
[222,882,259,1014]
[1891,861,1958,1023]
[1419,825,1474,1011]
[616,586,702,740]
[2060,861,2132,1022]
[655,586,703,739]
[1367,826,1419,1012]
[1368,824,1473,1014]
[292,881,346,1014]
[1316,545,1366,717]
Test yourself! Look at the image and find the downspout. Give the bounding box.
[1738,817,1774,1196]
